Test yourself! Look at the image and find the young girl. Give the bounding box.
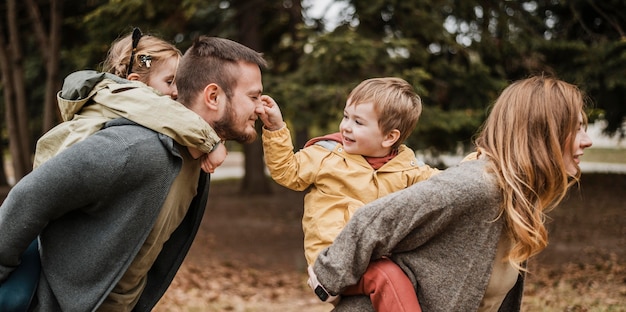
[102,27,179,99]
[308,76,593,311]
[34,28,226,172]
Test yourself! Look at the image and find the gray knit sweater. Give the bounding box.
[0,119,209,311]
[313,159,524,312]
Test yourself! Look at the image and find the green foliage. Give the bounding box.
[409,106,485,153]
[9,0,626,158]
[531,0,626,138]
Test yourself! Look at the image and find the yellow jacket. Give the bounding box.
[262,126,439,265]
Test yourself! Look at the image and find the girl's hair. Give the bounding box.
[475,76,588,271]
[175,36,267,105]
[102,30,182,82]
[347,77,422,149]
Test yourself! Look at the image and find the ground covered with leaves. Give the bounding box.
[155,173,625,312]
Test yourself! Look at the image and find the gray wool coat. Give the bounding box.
[0,119,209,312]
[313,159,524,312]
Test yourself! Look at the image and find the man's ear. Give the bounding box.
[203,83,220,111]
[382,129,401,148]
[127,73,141,81]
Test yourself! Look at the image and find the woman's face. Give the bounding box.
[563,113,593,176]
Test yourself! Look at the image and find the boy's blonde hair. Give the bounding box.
[475,76,588,271]
[347,77,422,149]
[102,30,182,82]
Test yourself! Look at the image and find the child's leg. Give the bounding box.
[342,258,421,312]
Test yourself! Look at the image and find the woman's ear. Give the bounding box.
[382,129,401,148]
[127,73,141,81]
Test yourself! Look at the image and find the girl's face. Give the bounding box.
[563,113,593,176]
[339,101,389,157]
[146,57,179,99]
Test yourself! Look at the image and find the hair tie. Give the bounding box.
[126,27,143,77]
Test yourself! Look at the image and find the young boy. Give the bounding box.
[258,77,439,311]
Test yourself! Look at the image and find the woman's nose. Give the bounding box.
[581,131,593,149]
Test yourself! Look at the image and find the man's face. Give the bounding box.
[212,62,263,144]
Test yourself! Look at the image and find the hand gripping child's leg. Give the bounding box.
[342,258,422,312]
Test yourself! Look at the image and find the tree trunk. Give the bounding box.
[2,0,32,180]
[26,0,63,133]
[0,0,63,184]
[234,0,272,195]
[0,38,18,187]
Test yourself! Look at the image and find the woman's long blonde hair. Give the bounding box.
[475,76,587,270]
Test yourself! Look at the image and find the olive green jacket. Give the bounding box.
[34,70,221,168]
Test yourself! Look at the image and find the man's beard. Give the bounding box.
[212,105,257,144]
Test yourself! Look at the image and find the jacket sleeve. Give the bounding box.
[262,126,325,191]
[90,82,221,154]
[312,161,495,295]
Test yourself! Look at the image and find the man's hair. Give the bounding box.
[347,77,422,149]
[176,36,267,104]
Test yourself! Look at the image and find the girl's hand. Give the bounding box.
[201,142,227,173]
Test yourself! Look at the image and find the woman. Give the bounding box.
[308,76,593,311]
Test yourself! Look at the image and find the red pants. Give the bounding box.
[343,258,422,312]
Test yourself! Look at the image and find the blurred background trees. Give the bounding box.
[1,0,625,193]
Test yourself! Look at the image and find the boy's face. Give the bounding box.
[339,101,389,157]
[147,56,179,99]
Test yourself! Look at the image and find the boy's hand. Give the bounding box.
[258,95,285,131]
[200,142,227,173]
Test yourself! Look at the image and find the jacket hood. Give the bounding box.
[60,70,128,101]
[57,70,148,122]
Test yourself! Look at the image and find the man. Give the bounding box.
[0,36,267,311]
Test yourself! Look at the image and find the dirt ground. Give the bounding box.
[154,173,626,312]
